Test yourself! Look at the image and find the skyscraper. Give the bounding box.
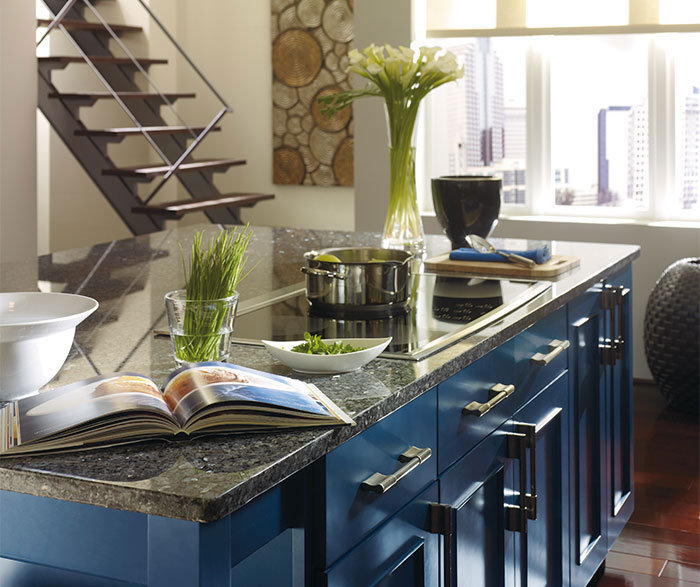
[442,40,505,171]
[598,106,631,205]
[682,87,699,210]
[598,105,647,207]
[628,102,648,206]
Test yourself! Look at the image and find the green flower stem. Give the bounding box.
[316,44,463,252]
[383,102,422,248]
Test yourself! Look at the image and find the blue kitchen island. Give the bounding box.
[0,226,639,586]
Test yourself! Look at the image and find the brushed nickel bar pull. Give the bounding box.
[530,339,571,365]
[463,383,515,417]
[517,422,538,520]
[514,407,563,523]
[428,503,454,586]
[360,446,432,494]
[616,287,630,360]
[505,431,529,533]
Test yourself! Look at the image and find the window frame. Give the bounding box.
[417,31,700,222]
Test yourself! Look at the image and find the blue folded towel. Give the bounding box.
[449,244,551,265]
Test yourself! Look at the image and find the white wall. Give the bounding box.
[0,0,37,269]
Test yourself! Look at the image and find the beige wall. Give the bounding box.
[1,1,37,266]
[172,0,355,232]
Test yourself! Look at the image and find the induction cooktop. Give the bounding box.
[232,274,551,361]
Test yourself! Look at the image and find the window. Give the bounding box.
[423,37,528,205]
[675,35,700,212]
[419,31,700,221]
[550,35,649,212]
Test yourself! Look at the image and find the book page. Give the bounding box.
[162,363,353,428]
[14,373,176,446]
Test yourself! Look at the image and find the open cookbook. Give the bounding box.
[0,362,354,456]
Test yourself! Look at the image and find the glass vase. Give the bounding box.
[164,290,239,365]
[382,145,425,255]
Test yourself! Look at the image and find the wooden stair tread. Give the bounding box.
[39,56,167,65]
[103,158,246,178]
[51,91,195,101]
[132,193,274,218]
[76,125,221,137]
[37,18,142,33]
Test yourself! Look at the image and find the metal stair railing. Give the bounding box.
[37,0,232,206]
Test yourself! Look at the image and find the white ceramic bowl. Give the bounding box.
[0,292,99,400]
[261,337,392,374]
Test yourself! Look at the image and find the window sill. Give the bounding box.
[421,211,700,231]
[498,215,700,229]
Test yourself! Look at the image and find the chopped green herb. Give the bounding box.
[291,332,365,355]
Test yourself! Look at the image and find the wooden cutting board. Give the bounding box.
[424,253,580,278]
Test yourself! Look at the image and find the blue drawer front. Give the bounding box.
[513,305,568,408]
[437,340,515,472]
[324,388,437,565]
[323,482,439,587]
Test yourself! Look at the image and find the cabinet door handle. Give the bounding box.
[428,503,454,586]
[463,383,515,417]
[505,431,529,533]
[360,446,432,494]
[530,339,570,365]
[513,407,563,523]
[517,423,538,521]
[615,287,630,361]
[602,285,629,365]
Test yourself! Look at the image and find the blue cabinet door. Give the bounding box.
[512,373,569,587]
[567,285,609,585]
[603,267,634,546]
[321,482,440,587]
[440,427,518,587]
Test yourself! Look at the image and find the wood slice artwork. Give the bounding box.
[312,85,351,132]
[333,137,353,187]
[274,147,306,185]
[272,30,322,88]
[271,0,354,186]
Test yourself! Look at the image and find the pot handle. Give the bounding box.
[300,266,347,280]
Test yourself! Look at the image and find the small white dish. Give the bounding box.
[261,337,392,374]
[0,292,99,400]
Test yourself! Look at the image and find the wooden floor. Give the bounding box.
[595,381,700,586]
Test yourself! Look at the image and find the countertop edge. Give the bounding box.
[0,244,641,522]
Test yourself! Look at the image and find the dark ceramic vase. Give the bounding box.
[431,176,502,250]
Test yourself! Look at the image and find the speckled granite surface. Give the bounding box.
[0,225,639,522]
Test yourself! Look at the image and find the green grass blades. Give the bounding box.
[183,226,252,302]
[291,332,366,355]
[176,226,252,362]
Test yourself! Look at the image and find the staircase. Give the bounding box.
[37,0,273,234]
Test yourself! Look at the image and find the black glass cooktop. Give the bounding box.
[232,274,550,361]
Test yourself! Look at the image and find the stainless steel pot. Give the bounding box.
[302,247,413,317]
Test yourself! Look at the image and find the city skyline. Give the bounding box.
[428,37,699,211]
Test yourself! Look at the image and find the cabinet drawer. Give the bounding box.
[437,340,516,472]
[322,482,439,587]
[513,306,568,408]
[322,388,437,566]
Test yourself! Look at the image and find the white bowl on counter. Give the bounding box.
[0,292,99,400]
[261,337,392,374]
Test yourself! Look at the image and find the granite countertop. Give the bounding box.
[0,225,640,522]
